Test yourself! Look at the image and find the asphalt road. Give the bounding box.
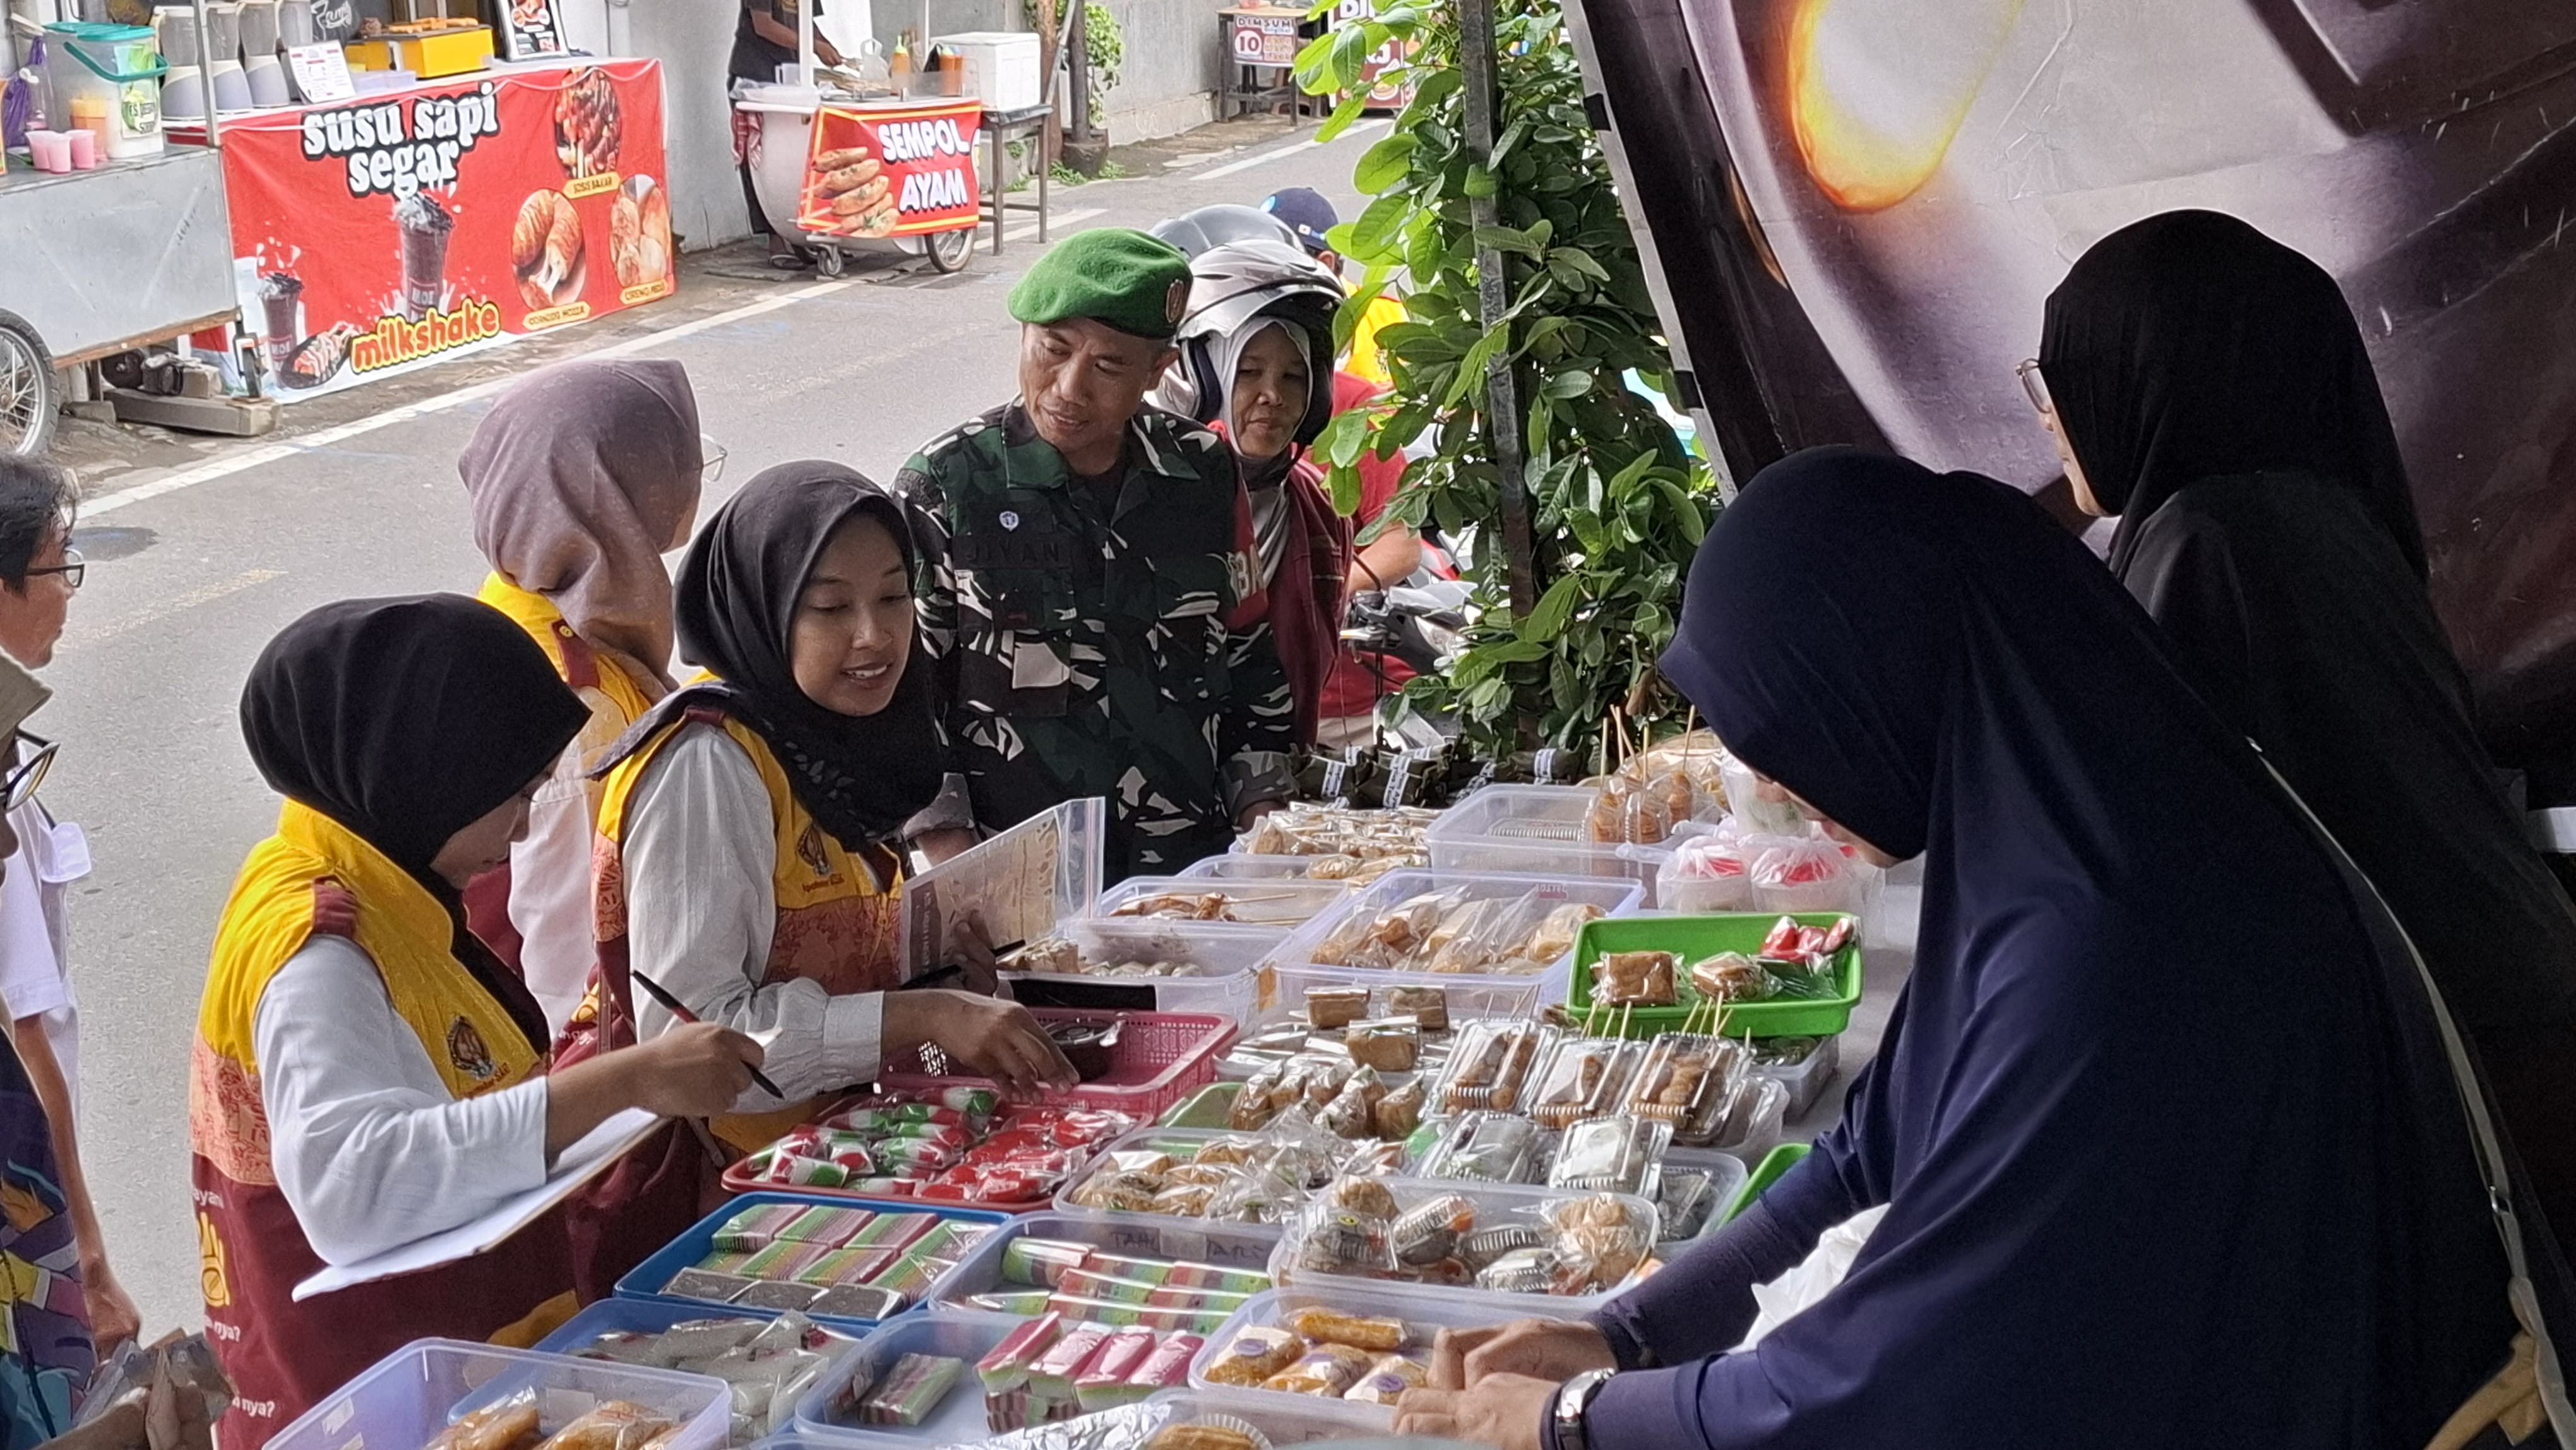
[47,114,1384,1336]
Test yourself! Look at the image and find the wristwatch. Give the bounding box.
[1551,1368,1617,1450]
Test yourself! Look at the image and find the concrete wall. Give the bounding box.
[1094,0,1227,141]
[619,0,756,249]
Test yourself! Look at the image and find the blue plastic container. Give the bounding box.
[614,1191,1009,1334]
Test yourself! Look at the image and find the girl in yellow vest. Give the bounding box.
[189,595,763,1448]
[566,462,1072,1275]
[457,359,708,1034]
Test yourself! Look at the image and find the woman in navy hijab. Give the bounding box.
[1398,448,2528,1449]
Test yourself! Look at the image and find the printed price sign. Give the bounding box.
[284,42,354,102]
[1229,10,1301,66]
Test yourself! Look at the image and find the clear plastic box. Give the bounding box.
[1751,1033,1840,1119]
[266,1340,733,1450]
[1142,1387,1395,1443]
[1267,869,1646,1004]
[927,1211,1282,1314]
[1424,785,1674,897]
[1186,1284,1585,1413]
[1002,918,1285,1022]
[900,799,1104,976]
[1268,1175,1661,1313]
[1091,877,1352,930]
[790,1309,1024,1444]
[1178,854,1327,880]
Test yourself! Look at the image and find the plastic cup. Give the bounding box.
[64,128,97,167]
[27,131,71,172]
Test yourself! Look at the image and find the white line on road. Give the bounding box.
[76,568,285,644]
[80,275,866,519]
[1005,205,1104,242]
[1193,118,1392,181]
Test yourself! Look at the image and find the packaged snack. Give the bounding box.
[1002,1238,1092,1287]
[1515,901,1604,970]
[1143,1283,1253,1315]
[1688,950,1772,1004]
[1459,1224,1546,1269]
[1165,1260,1273,1295]
[869,1248,946,1304]
[1134,1303,1237,1335]
[1130,1333,1202,1391]
[662,1268,753,1303]
[1544,1194,1656,1292]
[1230,1066,1290,1131]
[808,1284,906,1320]
[1548,1117,1673,1195]
[709,1203,807,1253]
[848,1212,939,1250]
[1071,1326,1161,1410]
[1391,1192,1478,1267]
[734,1279,823,1311]
[1084,1252,1179,1286]
[1325,1175,1401,1219]
[1434,1021,1554,1115]
[1421,1111,1539,1183]
[1263,1342,1376,1397]
[1289,1206,1395,1278]
[1316,1079,1376,1140]
[1623,1033,1749,1144]
[1343,1017,1422,1072]
[1297,1058,1354,1111]
[1750,838,1856,913]
[1057,1267,1161,1305]
[976,1312,1064,1393]
[1372,1077,1427,1140]
[1285,1306,1407,1353]
[797,1247,893,1285]
[1148,1183,1221,1218]
[1592,950,1679,1007]
[1306,985,1373,1031]
[1659,833,1753,913]
[532,1401,672,1450]
[1527,1036,1640,1130]
[1343,1355,1429,1405]
[1203,1326,1305,1386]
[1657,1170,1716,1243]
[737,1239,828,1279]
[423,1403,541,1450]
[1583,779,1630,846]
[965,1289,1056,1316]
[1045,1291,1149,1328]
[1159,1163,1236,1190]
[1474,1247,1563,1295]
[859,1353,965,1426]
[1070,1170,1164,1213]
[1027,1325,1111,1401]
[1193,1136,1264,1167]
[1384,984,1450,1031]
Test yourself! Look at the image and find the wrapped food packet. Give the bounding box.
[1305,984,1372,1030]
[1542,1192,1657,1293]
[1285,1305,1407,1353]
[1343,1355,1428,1406]
[1390,1192,1478,1267]
[1592,950,1679,1007]
[1688,950,1775,1006]
[1528,1035,1642,1130]
[1371,1077,1427,1140]
[1623,1033,1749,1145]
[1433,1019,1555,1114]
[1384,983,1450,1031]
[1660,829,1753,913]
[1284,1201,1397,1281]
[1262,1342,1376,1397]
[1421,1111,1539,1183]
[1748,834,1858,913]
[1202,1326,1304,1386]
[1343,1017,1421,1072]
[1506,898,1604,974]
[1547,1116,1673,1195]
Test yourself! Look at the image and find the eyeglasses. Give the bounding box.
[23,548,83,590]
[4,733,56,812]
[2015,359,2053,417]
[701,436,729,487]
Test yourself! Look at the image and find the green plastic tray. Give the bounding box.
[1565,913,1863,1039]
[1715,1142,1813,1231]
[1157,1080,1244,1129]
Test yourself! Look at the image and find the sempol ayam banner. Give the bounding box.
[796,99,982,242]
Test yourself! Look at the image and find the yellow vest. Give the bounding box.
[592,706,904,1149]
[476,573,660,796]
[1345,294,1407,388]
[189,801,543,1189]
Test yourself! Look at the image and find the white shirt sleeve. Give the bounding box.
[623,722,885,1106]
[0,799,68,1023]
[253,934,552,1266]
[509,688,624,1035]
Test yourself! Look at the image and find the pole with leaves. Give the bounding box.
[1296,0,1715,765]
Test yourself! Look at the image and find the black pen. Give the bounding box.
[628,968,785,1099]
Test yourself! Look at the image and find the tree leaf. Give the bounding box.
[1524,572,1583,642]
[1347,193,1412,261]
[1542,368,1594,400]
[1354,131,1418,194]
[1314,88,1372,143]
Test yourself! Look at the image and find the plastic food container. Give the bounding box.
[1649,1147,1751,1253]
[926,1211,1281,1315]
[1179,853,1328,880]
[790,1309,1023,1444]
[1140,1386,1397,1444]
[1269,1175,1661,1314]
[1002,920,1284,1023]
[1751,1033,1840,1119]
[1187,1284,1583,1415]
[1052,1127,1311,1234]
[533,1299,866,1444]
[898,799,1104,978]
[1715,1142,1813,1233]
[1565,913,1863,1039]
[1425,784,1673,897]
[1269,869,1645,1004]
[879,1007,1236,1122]
[1092,876,1351,930]
[616,1192,1010,1333]
[265,1341,732,1450]
[720,1093,1125,1216]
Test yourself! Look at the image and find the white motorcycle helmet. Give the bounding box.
[1153,236,1345,448]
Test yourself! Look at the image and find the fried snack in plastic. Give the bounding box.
[1622,1033,1748,1144]
[1289,1207,1395,1278]
[1688,950,1772,1004]
[1592,950,1678,1007]
[1517,902,1604,968]
[1203,1327,1304,1386]
[1544,1193,1655,1291]
[1261,1342,1376,1397]
[1069,1170,1163,1213]
[1547,1116,1672,1195]
[532,1401,672,1450]
[1143,1426,1266,1450]
[1527,1036,1640,1130]
[1342,1355,1428,1406]
[1391,1192,1477,1267]
[424,1403,541,1450]
[1371,1077,1426,1141]
[1342,1017,1421,1072]
[1421,1111,1537,1183]
[1383,984,1449,1031]
[1285,1307,1407,1353]
[1434,1021,1554,1114]
[1306,985,1372,1031]
[1325,1176,1400,1221]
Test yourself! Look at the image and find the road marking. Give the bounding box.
[1193,118,1391,180]
[1005,205,1104,242]
[80,275,866,518]
[76,567,285,645]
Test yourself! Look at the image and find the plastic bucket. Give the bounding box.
[44,23,163,155]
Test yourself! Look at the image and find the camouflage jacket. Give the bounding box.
[898,402,1296,879]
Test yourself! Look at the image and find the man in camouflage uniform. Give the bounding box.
[898,229,1296,880]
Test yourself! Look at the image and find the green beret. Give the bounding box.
[1008,228,1192,340]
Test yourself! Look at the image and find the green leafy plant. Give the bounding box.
[1296,0,1714,762]
[1020,0,1124,130]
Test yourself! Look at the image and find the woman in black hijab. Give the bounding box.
[2036,210,2576,1353]
[1402,449,2536,1450]
[580,460,1069,1113]
[192,596,761,1447]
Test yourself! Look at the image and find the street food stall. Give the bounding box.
[169,54,674,399]
[1,12,239,450]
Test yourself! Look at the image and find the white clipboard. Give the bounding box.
[291,1107,662,1300]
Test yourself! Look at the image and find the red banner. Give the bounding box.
[215,58,674,400]
[796,100,981,241]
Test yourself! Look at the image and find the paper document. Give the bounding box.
[290,1106,662,1300]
